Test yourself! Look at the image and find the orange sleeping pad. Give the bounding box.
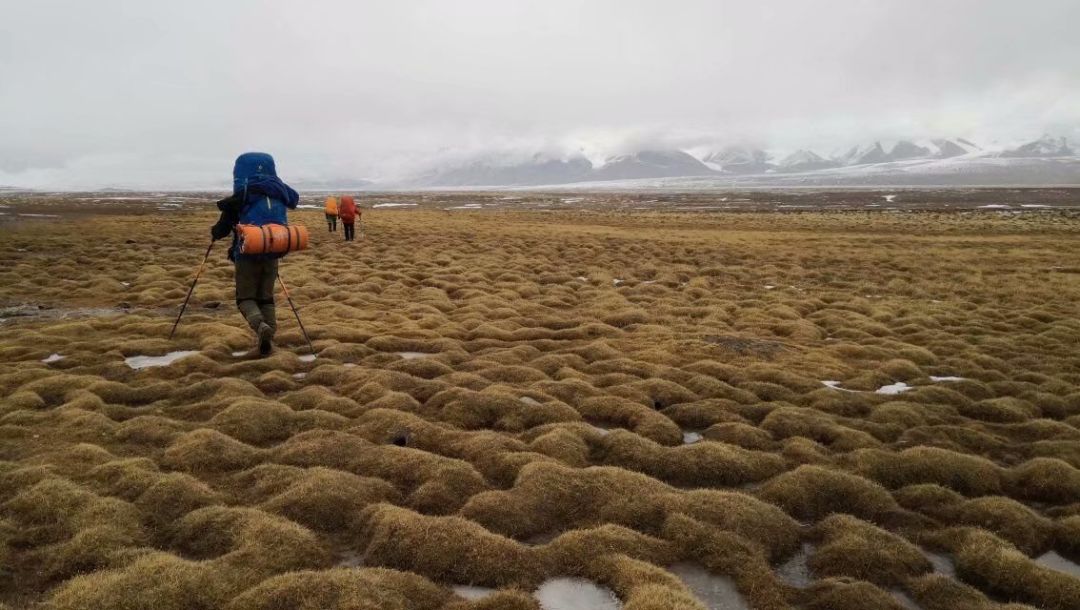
[237,224,310,255]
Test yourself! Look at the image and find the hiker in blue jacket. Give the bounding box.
[211,152,299,356]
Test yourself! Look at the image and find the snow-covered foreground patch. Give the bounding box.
[534,577,621,610]
[668,562,749,610]
[124,350,199,370]
[683,431,703,444]
[1035,551,1080,579]
[875,382,913,395]
[453,585,497,601]
[41,353,64,364]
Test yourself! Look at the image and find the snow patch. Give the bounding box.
[668,562,749,610]
[930,376,966,382]
[876,382,913,395]
[534,577,621,610]
[454,585,498,601]
[1035,551,1080,579]
[373,202,417,208]
[298,354,317,363]
[125,350,199,370]
[883,194,897,202]
[41,353,64,364]
[520,396,543,406]
[231,350,247,357]
[683,431,703,444]
[396,352,433,360]
[978,204,1011,209]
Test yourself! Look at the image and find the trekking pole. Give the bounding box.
[169,241,214,340]
[277,272,315,354]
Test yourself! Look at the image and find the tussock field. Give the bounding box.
[2,193,1080,610]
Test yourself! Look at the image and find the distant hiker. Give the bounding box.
[210,152,300,356]
[324,195,339,232]
[339,194,359,241]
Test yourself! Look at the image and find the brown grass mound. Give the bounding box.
[947,528,1080,610]
[845,447,1004,496]
[756,464,899,521]
[225,567,451,610]
[359,503,537,587]
[808,514,931,587]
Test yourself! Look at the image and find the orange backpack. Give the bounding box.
[237,224,310,255]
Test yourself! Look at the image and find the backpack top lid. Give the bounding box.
[233,152,277,193]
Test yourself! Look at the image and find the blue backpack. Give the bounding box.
[231,152,301,260]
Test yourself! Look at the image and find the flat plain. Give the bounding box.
[1,190,1079,610]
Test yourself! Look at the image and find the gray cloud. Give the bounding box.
[1,0,1078,188]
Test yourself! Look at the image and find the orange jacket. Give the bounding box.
[339,195,358,222]
[324,196,339,215]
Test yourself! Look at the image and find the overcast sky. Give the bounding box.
[2,0,1078,188]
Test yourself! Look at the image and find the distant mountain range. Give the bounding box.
[399,135,1080,188]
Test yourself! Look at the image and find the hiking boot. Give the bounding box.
[257,322,274,357]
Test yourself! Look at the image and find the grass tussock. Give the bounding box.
[1,202,1079,608]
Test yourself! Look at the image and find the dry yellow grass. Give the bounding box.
[1,194,1079,608]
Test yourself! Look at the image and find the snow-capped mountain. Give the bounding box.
[591,150,714,181]
[838,142,891,166]
[703,146,771,173]
[777,150,839,172]
[412,154,594,187]
[1001,135,1074,158]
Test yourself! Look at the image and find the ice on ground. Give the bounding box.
[930,376,966,382]
[120,281,131,287]
[576,276,588,282]
[454,585,498,600]
[396,352,433,359]
[764,285,775,290]
[41,353,64,363]
[668,562,749,610]
[298,354,317,362]
[1034,551,1080,579]
[613,279,624,285]
[534,577,621,610]
[683,431,703,444]
[883,194,897,202]
[336,550,364,567]
[18,213,60,218]
[876,382,913,395]
[978,204,1011,209]
[891,590,920,610]
[926,550,956,577]
[561,197,585,203]
[1020,204,1051,208]
[296,204,321,209]
[125,350,199,370]
[231,350,247,357]
[776,543,814,588]
[821,380,857,393]
[449,203,483,209]
[373,202,417,208]
[292,373,307,379]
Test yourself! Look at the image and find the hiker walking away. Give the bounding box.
[324,195,339,232]
[340,194,359,241]
[210,152,299,356]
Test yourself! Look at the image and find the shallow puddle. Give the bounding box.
[776,543,814,588]
[125,350,199,370]
[453,585,497,600]
[298,354,317,362]
[668,562,749,610]
[534,577,621,610]
[1034,550,1080,579]
[335,550,364,567]
[891,590,920,610]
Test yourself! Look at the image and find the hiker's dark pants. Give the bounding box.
[343,222,355,241]
[326,214,337,232]
[234,258,277,333]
